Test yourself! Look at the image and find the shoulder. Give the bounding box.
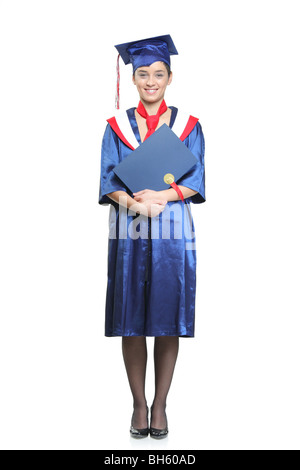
[106,107,139,150]
[171,107,200,141]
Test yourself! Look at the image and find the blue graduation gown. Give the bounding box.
[99,106,205,337]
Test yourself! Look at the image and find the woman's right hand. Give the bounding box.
[136,199,168,218]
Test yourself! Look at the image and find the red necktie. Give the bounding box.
[136,100,168,140]
[136,100,184,203]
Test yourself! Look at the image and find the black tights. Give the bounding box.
[122,336,179,429]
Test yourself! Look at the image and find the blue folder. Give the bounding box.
[113,124,197,193]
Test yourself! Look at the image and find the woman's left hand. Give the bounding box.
[133,189,162,203]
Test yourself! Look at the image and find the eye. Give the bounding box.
[156,74,164,78]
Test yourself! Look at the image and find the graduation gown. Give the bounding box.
[99,106,205,337]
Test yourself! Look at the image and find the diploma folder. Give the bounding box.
[113,124,198,193]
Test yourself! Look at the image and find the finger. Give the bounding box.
[153,199,167,205]
[133,189,148,195]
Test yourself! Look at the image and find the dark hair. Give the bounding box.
[164,63,172,77]
[133,62,172,77]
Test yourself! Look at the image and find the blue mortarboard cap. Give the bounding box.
[115,34,178,72]
[113,124,197,193]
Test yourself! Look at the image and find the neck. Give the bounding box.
[139,98,166,115]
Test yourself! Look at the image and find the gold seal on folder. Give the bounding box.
[164,173,175,185]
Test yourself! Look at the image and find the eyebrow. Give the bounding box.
[138,69,165,73]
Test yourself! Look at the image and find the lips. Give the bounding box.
[144,89,158,95]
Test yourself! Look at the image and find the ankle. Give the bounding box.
[151,400,166,411]
[133,400,147,410]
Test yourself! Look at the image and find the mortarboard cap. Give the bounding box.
[113,124,197,194]
[115,34,178,73]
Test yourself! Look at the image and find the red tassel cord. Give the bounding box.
[115,53,120,109]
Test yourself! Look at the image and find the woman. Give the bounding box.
[98,35,205,439]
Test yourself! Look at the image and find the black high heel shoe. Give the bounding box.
[130,406,149,439]
[149,405,168,439]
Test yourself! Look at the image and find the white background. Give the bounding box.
[0,0,299,451]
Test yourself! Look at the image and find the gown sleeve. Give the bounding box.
[98,123,128,205]
[177,121,206,204]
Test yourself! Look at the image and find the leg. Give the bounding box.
[122,336,148,429]
[151,336,179,429]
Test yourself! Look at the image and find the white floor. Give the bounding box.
[2,333,299,450]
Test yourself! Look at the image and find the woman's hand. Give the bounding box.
[133,189,167,217]
[136,199,167,218]
[133,189,162,203]
[107,190,167,218]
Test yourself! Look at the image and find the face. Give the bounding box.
[132,61,172,103]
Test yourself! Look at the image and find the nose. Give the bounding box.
[146,75,155,87]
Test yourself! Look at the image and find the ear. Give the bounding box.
[132,73,136,85]
[168,71,173,86]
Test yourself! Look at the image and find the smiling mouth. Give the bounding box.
[144,89,158,95]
